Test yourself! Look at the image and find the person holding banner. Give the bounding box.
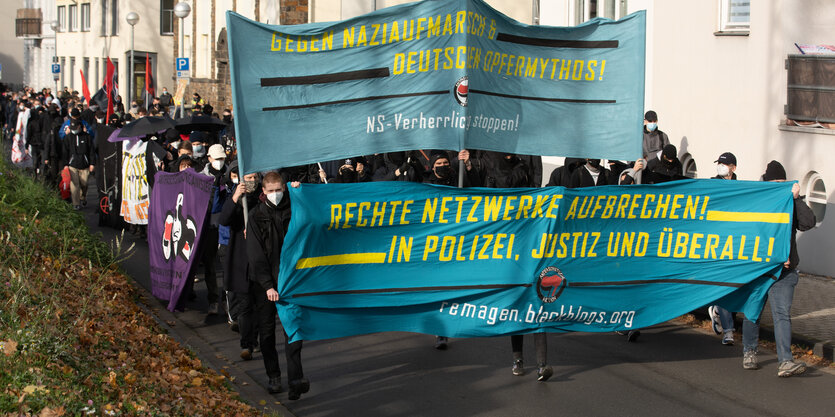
[707,152,740,345]
[220,163,261,361]
[741,161,815,377]
[569,159,612,188]
[195,144,229,316]
[246,172,309,399]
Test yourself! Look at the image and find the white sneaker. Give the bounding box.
[743,350,758,370]
[777,360,806,377]
[722,330,734,346]
[708,306,722,335]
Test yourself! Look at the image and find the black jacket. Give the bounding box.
[43,111,64,163]
[547,158,583,187]
[569,165,611,188]
[787,196,816,272]
[62,130,96,169]
[478,151,530,189]
[646,157,684,182]
[219,190,261,293]
[246,196,292,293]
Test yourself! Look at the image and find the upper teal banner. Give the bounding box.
[227,0,646,174]
[277,180,793,343]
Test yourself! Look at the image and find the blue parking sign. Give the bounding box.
[176,58,189,71]
[51,63,61,74]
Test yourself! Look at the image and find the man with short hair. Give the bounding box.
[247,172,309,399]
[741,160,815,377]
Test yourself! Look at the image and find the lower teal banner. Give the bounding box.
[278,180,794,343]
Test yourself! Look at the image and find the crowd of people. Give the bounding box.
[1,84,814,400]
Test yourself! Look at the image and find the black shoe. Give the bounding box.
[512,359,524,376]
[240,348,252,361]
[229,320,239,332]
[537,364,553,382]
[434,336,448,350]
[288,378,310,400]
[267,377,283,394]
[626,330,641,343]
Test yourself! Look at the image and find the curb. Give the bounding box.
[131,282,296,417]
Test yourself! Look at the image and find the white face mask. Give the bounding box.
[231,177,239,184]
[70,129,80,135]
[96,118,104,124]
[211,160,224,171]
[716,164,730,177]
[266,191,284,206]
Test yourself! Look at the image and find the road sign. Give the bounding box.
[176,57,190,78]
[51,64,61,74]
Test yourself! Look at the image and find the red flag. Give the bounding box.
[143,53,155,107]
[105,58,116,120]
[80,69,92,104]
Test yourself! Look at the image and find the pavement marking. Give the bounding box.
[793,307,835,320]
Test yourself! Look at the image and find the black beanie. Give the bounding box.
[762,160,787,181]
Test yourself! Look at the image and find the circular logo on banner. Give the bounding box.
[537,267,567,303]
[453,76,468,107]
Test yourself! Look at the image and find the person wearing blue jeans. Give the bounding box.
[708,152,740,346]
[741,161,815,377]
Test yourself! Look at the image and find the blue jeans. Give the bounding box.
[742,269,799,363]
[714,305,735,331]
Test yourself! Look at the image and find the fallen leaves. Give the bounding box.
[0,340,17,355]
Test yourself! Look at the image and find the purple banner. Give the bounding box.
[148,168,213,311]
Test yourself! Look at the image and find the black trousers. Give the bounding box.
[511,332,548,364]
[252,280,303,382]
[229,290,258,349]
[198,226,219,303]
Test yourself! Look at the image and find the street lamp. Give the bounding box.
[50,20,60,97]
[174,2,191,118]
[126,12,140,107]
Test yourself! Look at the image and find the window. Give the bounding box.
[81,3,91,32]
[719,0,750,32]
[57,6,65,31]
[70,57,76,90]
[110,0,118,36]
[101,1,107,35]
[68,4,77,31]
[786,55,835,124]
[161,0,175,35]
[574,0,628,25]
[681,154,698,179]
[803,172,827,224]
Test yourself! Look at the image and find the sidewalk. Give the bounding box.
[759,273,834,360]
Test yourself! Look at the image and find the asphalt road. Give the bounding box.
[80,180,835,417]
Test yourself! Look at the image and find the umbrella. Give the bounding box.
[174,115,227,133]
[108,127,169,143]
[117,116,176,138]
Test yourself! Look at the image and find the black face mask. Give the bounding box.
[662,158,675,167]
[339,168,358,183]
[222,115,232,123]
[388,152,405,166]
[435,165,453,178]
[588,159,602,169]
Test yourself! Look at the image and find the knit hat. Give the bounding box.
[762,160,787,181]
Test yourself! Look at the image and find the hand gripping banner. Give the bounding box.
[227,0,646,174]
[277,180,794,343]
[148,168,213,311]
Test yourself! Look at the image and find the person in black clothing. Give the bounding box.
[424,150,479,187]
[645,144,684,183]
[26,100,47,178]
[279,164,320,184]
[330,157,371,183]
[62,119,96,210]
[569,159,611,188]
[246,172,309,399]
[219,163,260,361]
[546,158,584,187]
[372,151,425,182]
[42,103,64,186]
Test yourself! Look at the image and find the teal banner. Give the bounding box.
[277,180,794,343]
[227,0,646,174]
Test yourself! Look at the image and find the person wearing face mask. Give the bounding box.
[219,164,260,358]
[645,144,684,183]
[61,119,96,210]
[192,144,229,316]
[247,172,310,399]
[642,110,669,162]
[372,151,425,182]
[159,87,173,108]
[569,158,611,188]
[330,158,371,183]
[42,103,65,187]
[26,100,47,177]
[740,160,815,377]
[59,107,95,141]
[706,151,739,346]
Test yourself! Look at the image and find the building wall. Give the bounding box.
[54,0,174,103]
[0,3,26,88]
